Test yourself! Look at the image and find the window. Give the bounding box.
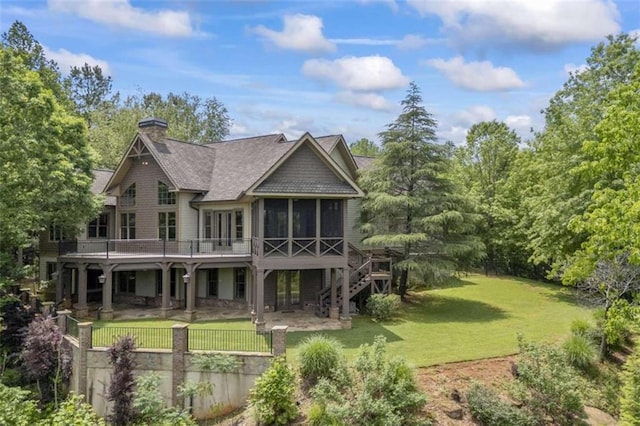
[46,262,57,281]
[157,181,176,205]
[293,199,316,238]
[117,271,136,293]
[234,268,246,299]
[120,213,136,239]
[158,212,176,240]
[321,199,343,237]
[208,269,218,297]
[235,210,243,239]
[264,199,288,238]
[49,225,71,242]
[87,214,108,238]
[204,211,212,239]
[121,183,136,207]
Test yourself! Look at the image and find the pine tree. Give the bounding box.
[360,82,483,297]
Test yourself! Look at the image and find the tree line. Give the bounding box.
[357,33,640,297]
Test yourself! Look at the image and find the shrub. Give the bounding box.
[466,383,538,426]
[570,319,593,338]
[21,315,72,405]
[514,336,584,425]
[0,382,40,425]
[366,294,400,321]
[620,349,640,425]
[250,357,297,425]
[107,335,137,426]
[133,374,195,426]
[563,334,596,370]
[46,393,106,425]
[298,335,345,387]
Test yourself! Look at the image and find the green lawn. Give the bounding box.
[287,274,593,367]
[92,275,592,366]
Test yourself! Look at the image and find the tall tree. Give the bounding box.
[360,82,484,297]
[454,120,520,275]
[89,91,232,168]
[0,46,100,254]
[1,21,66,103]
[349,138,380,157]
[64,63,113,125]
[523,33,639,273]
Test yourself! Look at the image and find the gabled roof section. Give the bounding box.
[353,155,376,171]
[106,133,216,193]
[248,133,363,197]
[199,134,290,202]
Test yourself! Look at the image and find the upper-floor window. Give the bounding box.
[49,225,71,242]
[158,182,176,205]
[121,183,136,207]
[159,212,176,240]
[235,210,243,239]
[204,210,243,243]
[87,213,108,238]
[120,213,135,239]
[293,199,316,238]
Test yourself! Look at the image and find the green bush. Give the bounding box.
[45,393,106,426]
[563,334,596,370]
[298,335,345,387]
[366,294,400,321]
[250,357,298,425]
[570,319,593,338]
[466,383,538,426]
[514,336,584,425]
[620,349,640,425]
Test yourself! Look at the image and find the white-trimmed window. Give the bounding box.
[121,183,136,207]
[49,225,71,242]
[159,212,176,240]
[158,182,176,205]
[88,213,108,238]
[120,213,135,239]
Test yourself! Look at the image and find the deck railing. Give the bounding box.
[59,238,252,258]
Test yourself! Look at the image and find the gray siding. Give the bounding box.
[118,157,176,240]
[255,144,356,194]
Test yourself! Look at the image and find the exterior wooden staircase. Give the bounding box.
[316,244,393,317]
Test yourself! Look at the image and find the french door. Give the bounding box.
[276,271,300,311]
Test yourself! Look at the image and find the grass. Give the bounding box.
[286,274,593,367]
[91,275,593,366]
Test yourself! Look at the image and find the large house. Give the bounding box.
[40,118,390,329]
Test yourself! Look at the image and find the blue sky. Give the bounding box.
[1,0,639,145]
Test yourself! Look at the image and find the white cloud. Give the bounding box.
[407,0,620,49]
[358,0,399,13]
[330,34,432,50]
[453,105,496,127]
[43,46,111,75]
[302,55,409,91]
[47,0,196,37]
[252,14,335,54]
[564,63,588,75]
[335,91,392,111]
[505,115,533,137]
[425,56,525,92]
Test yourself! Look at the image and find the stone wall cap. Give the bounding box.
[271,325,289,332]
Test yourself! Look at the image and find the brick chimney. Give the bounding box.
[138,117,168,142]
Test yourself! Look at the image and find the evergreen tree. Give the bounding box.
[360,82,484,297]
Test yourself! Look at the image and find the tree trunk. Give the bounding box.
[599,307,609,362]
[399,269,408,300]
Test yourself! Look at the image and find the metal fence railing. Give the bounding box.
[92,326,173,349]
[188,329,273,353]
[66,316,79,338]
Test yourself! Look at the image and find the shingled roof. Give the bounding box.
[107,123,364,202]
[92,169,116,205]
